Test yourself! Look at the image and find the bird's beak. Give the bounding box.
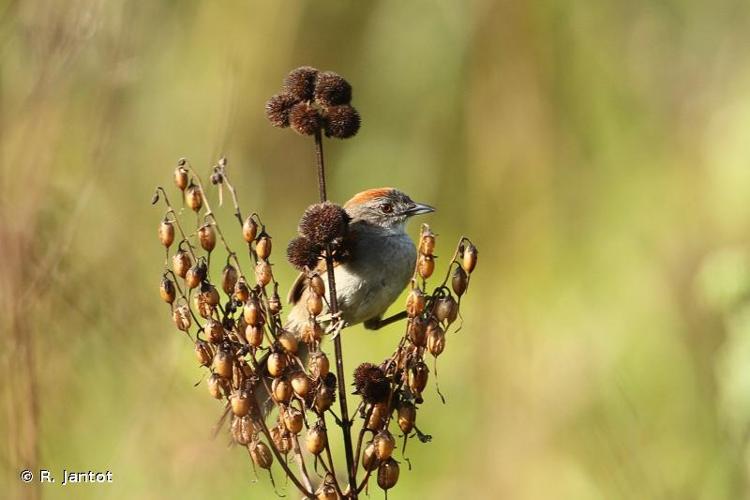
[404,202,435,217]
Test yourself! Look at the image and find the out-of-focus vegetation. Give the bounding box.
[2,0,750,498]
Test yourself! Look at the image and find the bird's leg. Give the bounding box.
[325,313,346,339]
[363,311,409,330]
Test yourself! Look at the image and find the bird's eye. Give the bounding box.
[380,203,393,214]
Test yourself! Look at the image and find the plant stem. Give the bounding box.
[313,128,358,498]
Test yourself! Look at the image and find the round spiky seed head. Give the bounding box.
[314,71,352,107]
[233,278,250,302]
[172,305,191,331]
[256,234,272,260]
[362,441,380,472]
[306,423,327,455]
[307,293,323,316]
[243,296,263,326]
[255,260,273,287]
[198,225,216,252]
[267,352,287,377]
[286,236,320,271]
[174,164,189,191]
[185,183,203,212]
[407,316,427,347]
[283,66,319,101]
[434,295,458,324]
[374,430,396,460]
[353,363,389,404]
[408,362,429,395]
[172,250,191,278]
[205,318,224,344]
[221,264,238,295]
[244,324,264,348]
[208,373,230,399]
[290,371,312,398]
[309,352,330,379]
[418,254,435,280]
[160,277,176,304]
[213,349,234,379]
[194,340,213,366]
[283,407,304,434]
[265,92,298,128]
[324,105,360,139]
[300,320,323,344]
[462,243,478,273]
[406,288,426,318]
[158,220,175,247]
[272,377,292,403]
[366,402,388,431]
[377,458,400,490]
[230,391,251,417]
[309,275,326,296]
[451,266,468,296]
[250,441,273,470]
[420,231,436,255]
[397,401,417,434]
[427,321,446,356]
[289,102,322,136]
[278,329,298,354]
[298,202,350,246]
[314,383,335,413]
[242,216,258,243]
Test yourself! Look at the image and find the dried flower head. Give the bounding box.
[298,202,350,246]
[314,71,352,107]
[286,236,321,271]
[289,102,322,136]
[353,363,389,404]
[324,105,360,139]
[265,92,299,128]
[283,66,319,101]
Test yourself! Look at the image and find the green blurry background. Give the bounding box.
[3,0,750,498]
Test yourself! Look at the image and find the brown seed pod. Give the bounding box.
[405,288,426,318]
[243,296,263,326]
[407,316,427,347]
[250,441,273,470]
[233,278,250,302]
[172,250,192,278]
[230,391,251,417]
[451,266,468,296]
[420,232,436,256]
[268,291,282,315]
[272,377,292,403]
[408,362,429,395]
[231,416,249,445]
[397,402,416,434]
[314,71,352,107]
[185,183,203,212]
[362,441,380,472]
[306,423,327,455]
[201,283,220,307]
[316,481,338,500]
[174,164,189,190]
[213,349,234,379]
[309,352,330,379]
[309,275,326,297]
[377,458,400,490]
[283,407,304,434]
[267,352,287,377]
[366,402,388,431]
[255,260,272,287]
[373,430,396,461]
[283,66,319,101]
[265,92,298,128]
[244,324,264,347]
[221,264,238,295]
[255,234,272,260]
[462,243,478,274]
[418,254,435,280]
[185,263,205,290]
[158,220,175,247]
[277,329,298,354]
[290,371,312,398]
[300,320,323,344]
[198,225,216,252]
[427,322,446,357]
[159,277,176,304]
[323,105,360,139]
[172,305,191,331]
[306,293,324,316]
[194,340,213,366]
[242,216,258,243]
[205,318,224,344]
[434,295,458,324]
[314,383,335,413]
[207,373,228,399]
[289,102,322,136]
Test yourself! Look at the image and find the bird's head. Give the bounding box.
[344,188,434,231]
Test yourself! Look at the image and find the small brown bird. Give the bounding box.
[286,187,434,333]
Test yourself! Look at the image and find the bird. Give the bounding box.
[285,187,434,335]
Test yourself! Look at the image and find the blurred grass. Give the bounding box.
[2,0,750,498]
